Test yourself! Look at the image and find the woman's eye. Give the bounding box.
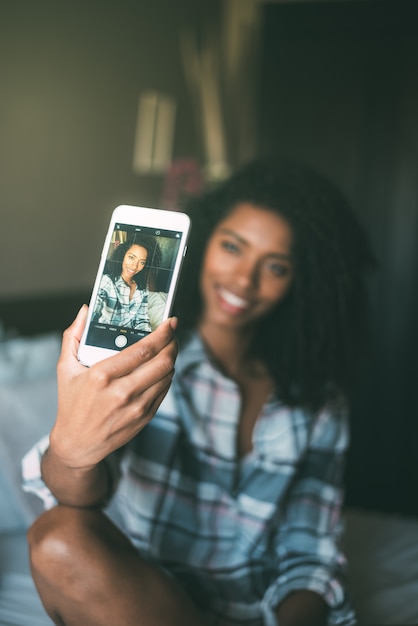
[268,262,289,277]
[221,240,240,254]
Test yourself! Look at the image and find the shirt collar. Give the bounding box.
[176,331,208,376]
[176,331,283,409]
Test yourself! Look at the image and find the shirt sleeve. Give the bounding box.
[93,274,111,321]
[21,435,123,510]
[21,434,57,509]
[132,288,151,332]
[261,405,356,626]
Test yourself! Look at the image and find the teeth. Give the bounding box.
[219,288,249,309]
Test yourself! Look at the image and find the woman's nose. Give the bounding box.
[235,260,259,289]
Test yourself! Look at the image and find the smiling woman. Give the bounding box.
[199,204,294,333]
[92,234,162,332]
[175,157,374,412]
[24,157,374,626]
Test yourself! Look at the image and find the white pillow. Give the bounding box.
[0,332,61,385]
[148,291,168,331]
[0,374,57,532]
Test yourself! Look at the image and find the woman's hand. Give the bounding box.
[49,305,178,471]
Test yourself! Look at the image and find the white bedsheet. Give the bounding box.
[344,508,418,625]
[0,533,53,626]
[0,574,53,626]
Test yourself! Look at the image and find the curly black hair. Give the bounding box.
[173,157,375,412]
[105,234,162,290]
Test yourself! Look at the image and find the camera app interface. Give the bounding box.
[86,222,183,351]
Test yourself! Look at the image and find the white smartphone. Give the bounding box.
[77,204,191,366]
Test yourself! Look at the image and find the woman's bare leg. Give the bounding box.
[27,506,206,626]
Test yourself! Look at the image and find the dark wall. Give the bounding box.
[0,0,219,299]
[258,0,418,516]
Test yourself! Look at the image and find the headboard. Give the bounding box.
[0,291,91,338]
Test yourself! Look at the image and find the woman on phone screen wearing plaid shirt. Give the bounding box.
[93,234,162,332]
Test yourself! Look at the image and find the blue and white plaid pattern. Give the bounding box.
[93,274,151,331]
[22,334,355,626]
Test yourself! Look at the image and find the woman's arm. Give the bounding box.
[132,288,152,332]
[40,446,111,508]
[277,590,328,626]
[265,405,353,625]
[41,305,178,507]
[92,275,109,321]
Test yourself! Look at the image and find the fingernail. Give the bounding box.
[169,316,178,331]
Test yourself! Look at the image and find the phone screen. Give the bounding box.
[84,220,184,353]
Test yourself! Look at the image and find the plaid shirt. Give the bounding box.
[93,274,151,331]
[22,333,355,626]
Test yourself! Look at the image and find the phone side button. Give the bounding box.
[183,245,188,257]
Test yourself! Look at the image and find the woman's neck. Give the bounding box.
[198,321,257,381]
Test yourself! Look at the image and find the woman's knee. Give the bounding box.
[27,506,105,579]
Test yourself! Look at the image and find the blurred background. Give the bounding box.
[0,0,417,516]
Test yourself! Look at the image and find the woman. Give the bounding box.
[24,158,374,626]
[93,234,162,331]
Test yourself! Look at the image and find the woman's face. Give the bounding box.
[200,203,294,332]
[121,244,148,283]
